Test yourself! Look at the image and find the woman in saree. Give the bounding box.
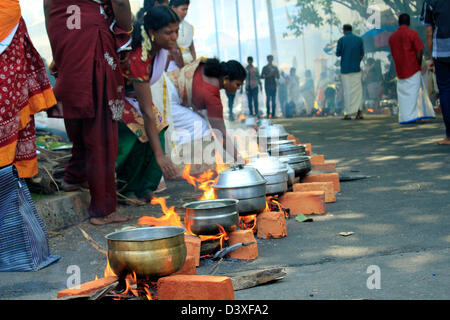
[0,0,57,178]
[166,58,246,167]
[117,5,179,204]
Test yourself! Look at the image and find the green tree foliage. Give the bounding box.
[286,0,424,37]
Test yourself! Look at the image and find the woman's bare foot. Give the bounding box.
[106,212,130,223]
[437,137,450,145]
[140,192,155,203]
[89,212,130,226]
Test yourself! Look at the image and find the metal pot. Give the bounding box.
[285,163,295,186]
[213,165,267,215]
[261,139,296,153]
[258,118,273,128]
[246,153,288,196]
[258,124,290,145]
[106,227,186,279]
[279,155,312,178]
[269,144,307,157]
[184,199,239,236]
[243,116,257,128]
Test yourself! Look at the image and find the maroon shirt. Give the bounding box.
[388,25,424,79]
[47,0,128,119]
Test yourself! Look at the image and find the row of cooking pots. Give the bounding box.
[104,124,309,280]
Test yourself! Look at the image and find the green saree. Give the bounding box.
[116,120,166,199]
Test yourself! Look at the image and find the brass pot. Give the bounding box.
[105,227,187,279]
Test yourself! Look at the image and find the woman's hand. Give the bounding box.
[156,154,178,180]
[49,61,58,78]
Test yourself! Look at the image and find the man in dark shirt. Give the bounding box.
[421,0,450,145]
[336,24,365,120]
[245,56,262,116]
[261,55,280,118]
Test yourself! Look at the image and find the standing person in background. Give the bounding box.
[421,0,450,145]
[45,0,132,226]
[278,70,288,117]
[136,0,169,20]
[300,69,315,116]
[261,55,280,118]
[286,68,300,117]
[167,0,195,72]
[336,24,365,120]
[389,13,435,124]
[245,56,262,117]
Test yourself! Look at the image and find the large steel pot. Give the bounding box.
[184,199,239,236]
[246,153,288,196]
[213,165,267,215]
[261,139,296,153]
[258,118,273,128]
[269,144,307,157]
[258,124,290,145]
[279,155,312,178]
[106,227,186,279]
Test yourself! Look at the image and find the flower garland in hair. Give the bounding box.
[140,24,153,62]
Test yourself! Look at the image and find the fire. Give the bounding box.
[138,197,183,228]
[182,164,218,201]
[368,108,374,113]
[239,215,257,233]
[197,224,230,249]
[238,114,248,121]
[102,257,154,300]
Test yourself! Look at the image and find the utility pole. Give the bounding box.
[252,0,261,68]
[236,0,242,63]
[213,0,220,58]
[266,0,278,64]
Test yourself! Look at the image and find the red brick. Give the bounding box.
[173,255,197,276]
[310,155,325,165]
[184,234,201,267]
[305,143,312,156]
[227,230,258,260]
[287,134,301,145]
[279,191,326,215]
[256,211,287,239]
[293,182,336,203]
[57,276,119,299]
[157,275,235,300]
[301,173,341,193]
[312,161,337,172]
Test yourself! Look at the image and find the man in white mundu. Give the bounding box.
[336,24,365,120]
[167,0,196,72]
[389,14,435,124]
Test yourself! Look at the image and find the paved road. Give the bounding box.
[1,114,449,300]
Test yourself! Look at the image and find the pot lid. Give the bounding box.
[258,118,273,128]
[258,124,290,138]
[246,153,288,176]
[279,155,311,164]
[214,165,267,189]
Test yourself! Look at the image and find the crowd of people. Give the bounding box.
[0,0,449,232]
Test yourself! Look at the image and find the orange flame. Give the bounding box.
[138,197,183,228]
[239,215,257,233]
[368,108,374,113]
[197,224,230,249]
[238,114,248,121]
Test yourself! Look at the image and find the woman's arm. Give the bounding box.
[110,0,132,32]
[208,116,244,164]
[190,41,197,61]
[133,81,177,179]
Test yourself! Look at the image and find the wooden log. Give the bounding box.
[230,268,286,291]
